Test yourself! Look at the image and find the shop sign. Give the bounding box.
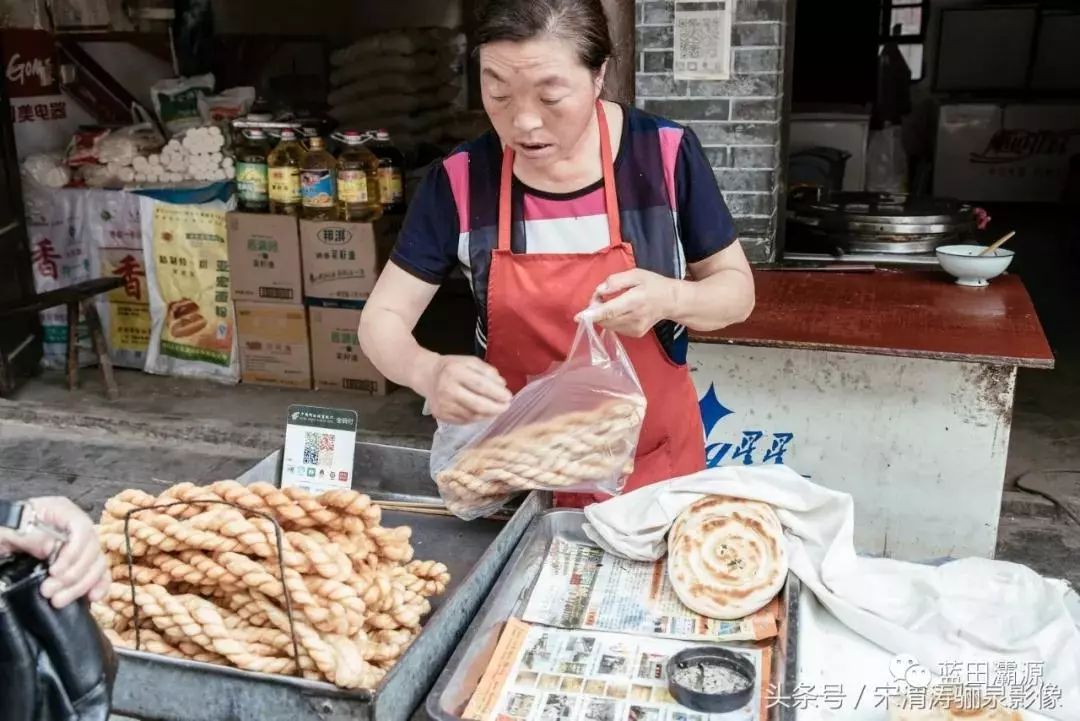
[2,29,59,98]
[698,383,800,471]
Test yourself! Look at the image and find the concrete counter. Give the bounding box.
[685,268,1054,561]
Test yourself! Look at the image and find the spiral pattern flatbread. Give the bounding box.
[666,496,788,620]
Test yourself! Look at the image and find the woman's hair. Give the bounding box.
[474,0,613,73]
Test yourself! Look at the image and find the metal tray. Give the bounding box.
[109,441,549,721]
[425,509,800,721]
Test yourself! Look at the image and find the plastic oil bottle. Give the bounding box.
[300,136,338,221]
[235,129,270,213]
[267,128,303,216]
[336,131,382,222]
[370,129,406,214]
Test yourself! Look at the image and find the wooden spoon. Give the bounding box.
[979,230,1016,256]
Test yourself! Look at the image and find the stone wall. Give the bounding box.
[635,0,792,261]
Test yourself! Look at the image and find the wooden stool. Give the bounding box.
[0,277,124,399]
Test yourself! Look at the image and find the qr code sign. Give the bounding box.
[674,7,730,79]
[677,16,720,61]
[303,431,336,467]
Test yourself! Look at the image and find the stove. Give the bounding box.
[781,191,977,268]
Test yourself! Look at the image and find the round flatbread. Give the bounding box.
[666,495,788,620]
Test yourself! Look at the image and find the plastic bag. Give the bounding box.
[151,73,215,136]
[198,86,255,125]
[866,123,908,193]
[65,128,112,167]
[21,153,70,188]
[21,186,95,369]
[97,123,165,165]
[430,308,647,520]
[85,189,151,370]
[139,191,240,384]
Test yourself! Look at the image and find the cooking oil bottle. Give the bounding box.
[267,129,303,216]
[236,129,270,213]
[369,129,406,214]
[300,136,338,221]
[336,131,383,222]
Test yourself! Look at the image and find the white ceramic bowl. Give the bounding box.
[935,244,1015,287]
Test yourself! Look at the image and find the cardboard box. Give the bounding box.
[235,302,312,389]
[227,212,303,304]
[300,219,377,306]
[308,305,392,395]
[300,217,404,304]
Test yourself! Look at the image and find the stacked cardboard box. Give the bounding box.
[300,217,398,395]
[227,212,403,394]
[228,213,312,389]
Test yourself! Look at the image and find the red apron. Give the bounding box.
[484,101,706,508]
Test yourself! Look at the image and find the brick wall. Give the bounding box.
[635,0,791,262]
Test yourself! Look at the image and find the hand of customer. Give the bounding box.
[424,355,513,424]
[0,497,109,608]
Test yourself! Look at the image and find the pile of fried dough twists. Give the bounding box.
[91,480,450,689]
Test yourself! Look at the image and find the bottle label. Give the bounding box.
[237,161,268,203]
[378,167,404,203]
[268,167,300,204]
[301,169,335,208]
[338,170,369,203]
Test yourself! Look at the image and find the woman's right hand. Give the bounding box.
[423,355,513,424]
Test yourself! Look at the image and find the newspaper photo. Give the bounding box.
[463,618,768,721]
[522,539,778,643]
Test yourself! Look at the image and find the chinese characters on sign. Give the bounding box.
[247,238,279,252]
[698,383,797,469]
[32,237,60,279]
[315,250,357,260]
[9,100,66,123]
[111,254,145,301]
[331,330,359,345]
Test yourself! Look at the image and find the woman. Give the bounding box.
[359,0,755,505]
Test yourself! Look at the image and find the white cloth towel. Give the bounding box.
[582,465,1080,719]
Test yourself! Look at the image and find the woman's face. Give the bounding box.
[479,35,603,166]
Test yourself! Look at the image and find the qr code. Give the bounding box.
[677,16,721,61]
[303,431,335,467]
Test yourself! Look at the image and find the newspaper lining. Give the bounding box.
[463,618,768,721]
[521,538,778,643]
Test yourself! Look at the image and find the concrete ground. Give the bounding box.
[986,202,1080,589]
[0,368,434,521]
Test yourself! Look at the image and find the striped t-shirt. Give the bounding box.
[390,104,738,364]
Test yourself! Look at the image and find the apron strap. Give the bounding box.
[497,147,514,252]
[497,100,622,252]
[595,100,622,248]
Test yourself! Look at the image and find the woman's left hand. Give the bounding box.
[580,269,682,337]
